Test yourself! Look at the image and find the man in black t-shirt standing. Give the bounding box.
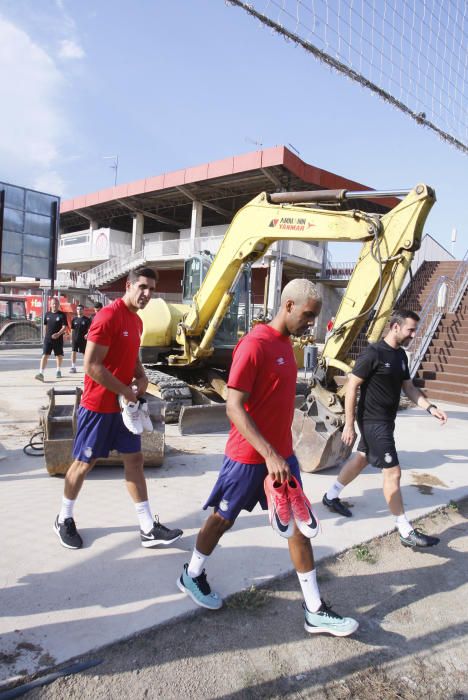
[322,309,448,548]
[69,304,91,373]
[35,297,68,381]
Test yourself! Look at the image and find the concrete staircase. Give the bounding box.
[397,260,460,312]
[414,289,468,405]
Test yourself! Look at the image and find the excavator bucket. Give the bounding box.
[178,404,231,435]
[41,388,165,475]
[292,408,352,473]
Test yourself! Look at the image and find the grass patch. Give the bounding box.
[448,499,459,511]
[353,544,377,564]
[226,585,269,610]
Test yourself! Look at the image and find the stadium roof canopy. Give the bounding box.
[60,145,396,233]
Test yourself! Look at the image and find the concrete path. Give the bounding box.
[0,348,467,685]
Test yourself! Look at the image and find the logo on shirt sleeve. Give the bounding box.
[276,357,286,366]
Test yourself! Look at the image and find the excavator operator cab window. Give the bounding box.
[183,255,212,304]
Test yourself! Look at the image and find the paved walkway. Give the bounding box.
[0,348,466,684]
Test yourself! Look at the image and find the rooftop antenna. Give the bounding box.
[288,142,301,155]
[451,227,457,256]
[103,155,119,186]
[245,136,263,149]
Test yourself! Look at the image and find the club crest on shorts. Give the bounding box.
[84,446,93,458]
[384,452,393,464]
[219,499,229,512]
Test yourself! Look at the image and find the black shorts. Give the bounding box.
[356,422,399,469]
[43,337,64,356]
[72,338,87,353]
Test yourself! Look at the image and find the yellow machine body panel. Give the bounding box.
[139,298,188,348]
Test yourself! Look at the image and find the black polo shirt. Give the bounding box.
[352,340,410,423]
[44,311,68,339]
[71,315,91,342]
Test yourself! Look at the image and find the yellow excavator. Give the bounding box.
[139,184,435,472]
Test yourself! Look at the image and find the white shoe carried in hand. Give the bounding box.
[119,395,143,435]
[138,398,154,433]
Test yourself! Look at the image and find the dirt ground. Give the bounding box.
[5,499,467,700]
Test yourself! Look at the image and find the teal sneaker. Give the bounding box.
[304,601,358,637]
[56,370,62,379]
[177,564,223,610]
[34,372,44,382]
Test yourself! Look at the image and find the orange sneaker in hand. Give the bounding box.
[264,475,294,538]
[287,475,320,538]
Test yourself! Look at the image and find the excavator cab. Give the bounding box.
[183,252,250,350]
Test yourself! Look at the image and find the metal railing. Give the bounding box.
[407,255,468,376]
[86,250,147,288]
[448,249,468,312]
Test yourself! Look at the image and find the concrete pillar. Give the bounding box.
[266,244,283,317]
[190,201,203,255]
[131,213,144,253]
[89,220,98,232]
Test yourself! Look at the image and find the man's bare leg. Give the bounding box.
[178,512,231,609]
[55,458,96,548]
[196,512,233,555]
[382,465,404,516]
[64,458,96,500]
[35,353,50,380]
[123,452,183,546]
[338,451,368,486]
[122,451,147,502]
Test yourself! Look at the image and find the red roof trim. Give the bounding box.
[60,145,378,214]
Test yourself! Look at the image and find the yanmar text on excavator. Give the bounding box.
[137,184,435,473]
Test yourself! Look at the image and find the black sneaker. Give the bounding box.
[322,493,352,518]
[400,528,440,548]
[54,515,83,549]
[141,516,183,548]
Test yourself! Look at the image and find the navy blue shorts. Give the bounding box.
[357,421,399,469]
[203,454,302,522]
[72,406,141,463]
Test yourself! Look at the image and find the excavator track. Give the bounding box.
[144,367,193,423]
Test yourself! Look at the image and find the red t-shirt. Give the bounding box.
[81,298,142,413]
[225,324,297,463]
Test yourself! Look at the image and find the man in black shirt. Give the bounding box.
[69,304,91,373]
[323,309,448,548]
[35,297,68,381]
[90,301,103,320]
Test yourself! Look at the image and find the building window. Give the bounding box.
[60,234,90,246]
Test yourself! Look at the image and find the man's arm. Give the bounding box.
[402,379,447,424]
[132,357,148,397]
[226,387,290,483]
[342,373,365,446]
[52,314,68,340]
[84,341,136,404]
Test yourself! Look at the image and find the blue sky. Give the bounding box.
[0,0,466,259]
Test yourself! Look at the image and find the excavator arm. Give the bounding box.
[170,184,435,372]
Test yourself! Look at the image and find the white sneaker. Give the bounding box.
[138,399,154,433]
[118,395,143,435]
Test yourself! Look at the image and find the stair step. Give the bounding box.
[418,387,468,406]
[429,340,468,351]
[419,370,468,383]
[420,361,468,375]
[414,377,468,394]
[422,354,466,367]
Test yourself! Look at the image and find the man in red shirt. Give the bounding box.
[177,279,358,637]
[54,267,183,551]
